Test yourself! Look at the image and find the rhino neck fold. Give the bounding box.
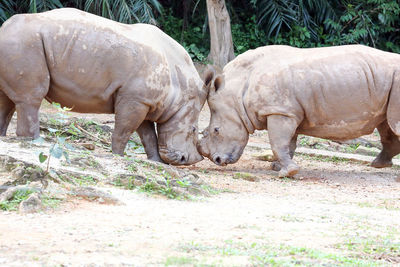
[234,84,255,134]
[148,90,181,124]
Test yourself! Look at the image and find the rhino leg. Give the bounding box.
[271,134,298,171]
[136,120,164,162]
[0,40,49,138]
[112,98,149,156]
[267,115,300,177]
[15,104,41,138]
[0,91,15,136]
[371,120,400,168]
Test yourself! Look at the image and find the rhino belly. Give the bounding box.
[45,78,115,114]
[297,113,386,140]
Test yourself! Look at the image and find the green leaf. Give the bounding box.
[57,136,66,145]
[39,152,48,163]
[65,143,75,151]
[50,144,63,159]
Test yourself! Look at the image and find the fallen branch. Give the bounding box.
[74,124,111,145]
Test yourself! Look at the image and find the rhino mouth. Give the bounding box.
[211,145,244,166]
[159,147,203,165]
[211,152,240,166]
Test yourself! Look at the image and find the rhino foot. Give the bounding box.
[278,163,299,178]
[271,161,281,171]
[371,158,392,168]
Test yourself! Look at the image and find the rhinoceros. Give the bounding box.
[0,8,207,165]
[199,45,400,177]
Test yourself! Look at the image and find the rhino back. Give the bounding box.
[0,8,199,117]
[242,45,400,139]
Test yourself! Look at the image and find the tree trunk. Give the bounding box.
[206,0,235,69]
[180,0,191,43]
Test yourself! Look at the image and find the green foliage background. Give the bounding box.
[1,0,400,61]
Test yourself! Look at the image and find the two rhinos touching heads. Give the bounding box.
[2,9,400,177]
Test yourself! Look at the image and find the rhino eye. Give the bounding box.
[192,126,196,133]
[214,127,219,134]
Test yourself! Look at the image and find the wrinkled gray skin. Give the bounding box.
[199,45,400,177]
[0,8,207,165]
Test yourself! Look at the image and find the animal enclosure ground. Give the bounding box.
[0,102,399,266]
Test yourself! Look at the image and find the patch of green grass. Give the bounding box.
[357,199,400,211]
[113,175,136,190]
[133,158,151,168]
[233,172,259,182]
[164,256,198,266]
[41,195,62,209]
[278,176,295,182]
[176,178,192,188]
[138,180,182,199]
[344,143,361,153]
[233,172,249,179]
[127,163,138,173]
[298,153,353,164]
[85,157,101,169]
[298,136,328,148]
[337,234,400,262]
[73,175,97,186]
[178,240,386,266]
[357,201,376,209]
[280,214,304,222]
[139,181,158,193]
[200,184,222,195]
[179,241,215,253]
[158,183,179,199]
[74,155,102,171]
[131,159,175,180]
[0,188,35,211]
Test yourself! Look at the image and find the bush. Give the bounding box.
[231,15,267,55]
[323,0,400,52]
[158,9,209,62]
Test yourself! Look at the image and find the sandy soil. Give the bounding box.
[0,103,399,266]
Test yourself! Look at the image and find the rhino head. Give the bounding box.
[198,67,250,166]
[157,69,208,165]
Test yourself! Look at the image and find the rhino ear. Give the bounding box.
[213,75,223,92]
[203,65,216,89]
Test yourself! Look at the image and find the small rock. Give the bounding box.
[28,169,45,181]
[0,187,18,202]
[19,193,43,214]
[70,187,122,205]
[11,167,25,179]
[254,150,275,162]
[0,186,41,202]
[81,143,96,150]
[28,181,44,191]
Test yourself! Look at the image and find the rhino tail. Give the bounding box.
[387,71,400,137]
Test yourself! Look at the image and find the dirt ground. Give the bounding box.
[0,103,399,266]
